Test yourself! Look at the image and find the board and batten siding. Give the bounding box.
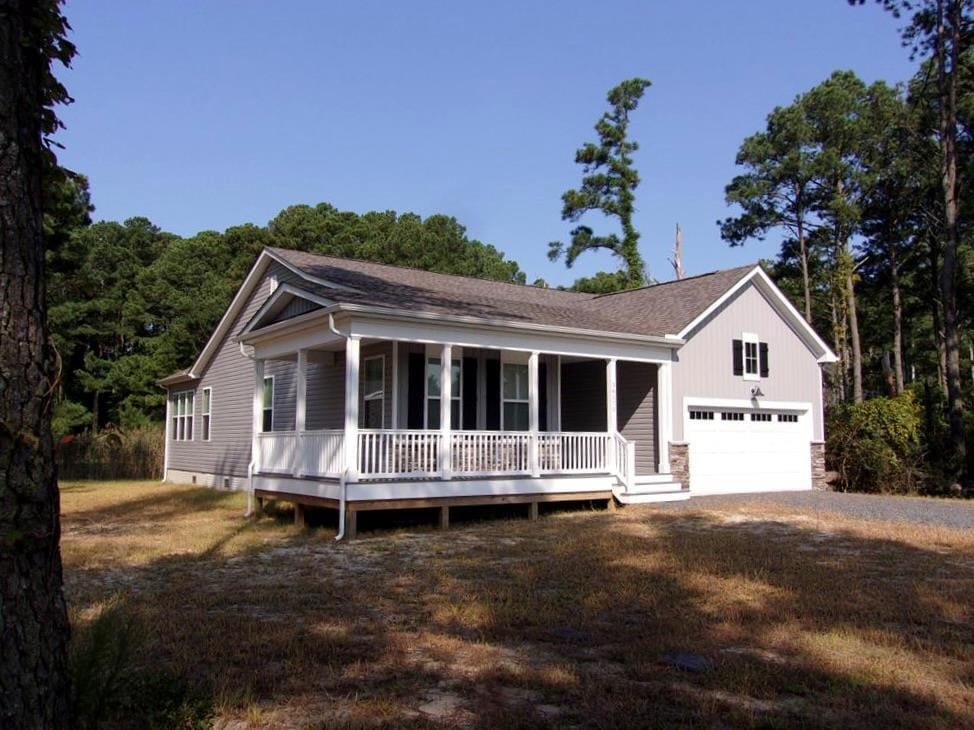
[670,281,825,442]
[616,361,658,475]
[167,261,305,479]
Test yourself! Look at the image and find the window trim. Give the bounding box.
[171,390,195,441]
[424,355,462,429]
[262,375,275,432]
[362,354,385,430]
[742,331,760,381]
[501,360,530,431]
[201,387,212,441]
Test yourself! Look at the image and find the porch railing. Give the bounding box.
[257,429,629,482]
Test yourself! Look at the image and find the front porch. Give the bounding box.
[242,308,685,515]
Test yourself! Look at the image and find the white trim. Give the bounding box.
[657,361,672,473]
[344,337,361,480]
[171,389,195,442]
[391,341,399,429]
[675,266,838,363]
[500,356,530,431]
[742,331,760,382]
[362,354,386,429]
[348,475,615,502]
[261,375,275,432]
[251,359,264,473]
[424,351,462,430]
[162,395,171,481]
[191,253,272,377]
[240,282,337,336]
[262,249,364,293]
[683,396,811,411]
[200,386,212,441]
[438,344,453,476]
[527,351,540,477]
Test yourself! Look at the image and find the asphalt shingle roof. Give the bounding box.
[268,247,757,339]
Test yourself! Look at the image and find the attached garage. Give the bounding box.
[683,400,812,494]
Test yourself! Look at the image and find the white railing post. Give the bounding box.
[344,337,360,481]
[294,349,307,476]
[439,343,452,478]
[528,351,540,477]
[252,358,265,474]
[605,358,617,475]
[657,360,673,473]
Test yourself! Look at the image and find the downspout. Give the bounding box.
[328,312,350,542]
[239,341,257,518]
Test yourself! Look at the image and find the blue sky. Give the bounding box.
[57,1,917,286]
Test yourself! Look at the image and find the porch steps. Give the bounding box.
[613,481,689,504]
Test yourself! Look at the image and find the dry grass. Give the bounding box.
[60,481,974,728]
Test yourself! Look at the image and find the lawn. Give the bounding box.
[61,481,974,728]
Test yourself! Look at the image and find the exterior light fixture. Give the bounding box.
[750,386,764,398]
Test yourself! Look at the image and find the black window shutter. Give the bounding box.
[759,342,769,377]
[485,358,500,430]
[732,339,744,376]
[407,352,425,429]
[462,357,478,430]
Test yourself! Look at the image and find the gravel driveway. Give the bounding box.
[657,490,974,531]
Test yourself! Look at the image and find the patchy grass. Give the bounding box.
[61,481,974,728]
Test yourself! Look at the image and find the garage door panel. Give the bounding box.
[685,404,812,494]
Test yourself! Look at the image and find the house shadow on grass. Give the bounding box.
[63,495,974,728]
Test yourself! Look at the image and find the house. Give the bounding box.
[160,247,837,538]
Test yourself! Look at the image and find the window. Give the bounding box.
[426,357,460,429]
[363,355,385,429]
[262,376,274,432]
[743,332,760,379]
[721,411,745,421]
[201,388,212,440]
[502,362,530,431]
[689,409,715,420]
[750,412,772,422]
[778,413,799,423]
[171,391,194,441]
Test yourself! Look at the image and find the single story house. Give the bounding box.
[160,247,836,537]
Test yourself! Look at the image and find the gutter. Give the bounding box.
[328,312,350,542]
[238,341,257,518]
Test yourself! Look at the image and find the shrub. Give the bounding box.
[826,391,924,494]
[58,425,164,481]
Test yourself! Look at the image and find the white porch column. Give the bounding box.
[344,337,360,481]
[528,351,540,477]
[391,341,399,428]
[252,358,265,474]
[439,343,453,477]
[657,360,673,473]
[294,349,307,476]
[605,358,618,474]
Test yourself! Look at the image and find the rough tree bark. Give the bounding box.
[937,0,967,474]
[0,1,72,726]
[846,266,864,403]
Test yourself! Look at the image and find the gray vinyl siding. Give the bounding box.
[616,361,658,475]
[560,360,607,432]
[306,353,345,430]
[271,296,320,324]
[671,281,825,441]
[167,261,304,478]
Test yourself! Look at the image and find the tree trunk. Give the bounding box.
[846,266,864,403]
[938,0,967,475]
[797,219,812,324]
[929,241,948,392]
[890,252,905,395]
[0,2,72,726]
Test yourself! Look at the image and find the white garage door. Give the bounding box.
[684,403,812,494]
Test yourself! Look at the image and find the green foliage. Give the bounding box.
[826,392,924,493]
[550,78,652,287]
[51,399,90,440]
[48,202,525,430]
[569,269,632,294]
